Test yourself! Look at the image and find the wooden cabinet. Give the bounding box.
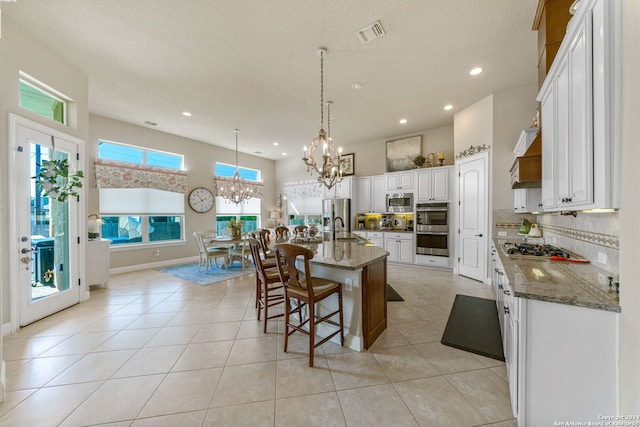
[355,176,386,213]
[416,167,451,201]
[385,171,414,191]
[86,239,110,288]
[384,232,414,264]
[538,0,619,211]
[514,188,542,213]
[361,258,387,349]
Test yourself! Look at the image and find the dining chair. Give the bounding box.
[275,226,291,240]
[274,243,344,367]
[249,229,276,266]
[229,232,251,268]
[248,237,286,333]
[193,232,228,273]
[294,225,308,236]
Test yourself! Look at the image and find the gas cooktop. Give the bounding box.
[501,242,571,258]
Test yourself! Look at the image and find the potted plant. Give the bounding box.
[227,218,244,237]
[413,154,426,168]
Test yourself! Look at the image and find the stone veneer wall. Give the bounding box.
[494,209,619,274]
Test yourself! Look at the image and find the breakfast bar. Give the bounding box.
[288,233,389,351]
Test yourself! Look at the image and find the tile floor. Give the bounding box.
[0,264,517,427]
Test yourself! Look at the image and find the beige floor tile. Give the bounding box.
[1,382,101,426]
[166,309,214,326]
[113,344,185,377]
[3,335,70,360]
[47,349,136,386]
[276,356,335,399]
[445,369,514,423]
[491,419,519,427]
[81,314,140,332]
[387,305,422,324]
[60,375,165,426]
[393,321,443,345]
[139,368,223,418]
[204,401,275,427]
[6,354,84,390]
[94,328,161,351]
[325,352,388,390]
[368,325,411,350]
[277,330,325,361]
[192,322,241,342]
[275,392,346,427]
[471,352,506,368]
[125,312,177,329]
[237,318,280,339]
[0,389,36,417]
[145,299,191,314]
[490,365,509,382]
[337,384,419,427]
[226,336,278,366]
[39,331,116,357]
[393,376,488,426]
[132,410,207,426]
[172,341,233,371]
[210,362,276,407]
[143,325,200,347]
[210,307,247,322]
[371,345,439,382]
[414,342,487,375]
[217,296,251,309]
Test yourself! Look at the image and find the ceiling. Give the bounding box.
[4,0,540,160]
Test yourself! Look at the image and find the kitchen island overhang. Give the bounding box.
[278,233,389,351]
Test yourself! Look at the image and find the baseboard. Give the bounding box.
[110,256,199,275]
[1,323,12,337]
[0,360,5,403]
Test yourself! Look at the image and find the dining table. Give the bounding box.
[204,235,246,268]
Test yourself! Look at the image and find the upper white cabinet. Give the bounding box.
[324,176,353,199]
[514,188,542,213]
[417,167,451,201]
[356,176,386,213]
[537,0,620,211]
[385,171,414,191]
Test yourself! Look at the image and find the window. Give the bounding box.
[215,162,262,232]
[97,141,185,246]
[19,78,66,124]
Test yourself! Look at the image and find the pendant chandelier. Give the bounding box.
[302,48,343,190]
[218,129,253,204]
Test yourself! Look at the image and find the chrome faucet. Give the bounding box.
[333,216,344,240]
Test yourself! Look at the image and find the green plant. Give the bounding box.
[413,155,426,168]
[227,218,244,230]
[36,158,84,202]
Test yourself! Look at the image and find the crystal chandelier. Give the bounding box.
[218,129,253,204]
[302,48,344,190]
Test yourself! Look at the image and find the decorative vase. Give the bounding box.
[232,228,241,238]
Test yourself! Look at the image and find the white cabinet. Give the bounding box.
[355,176,386,213]
[366,231,384,248]
[324,176,353,199]
[415,254,449,269]
[537,0,619,211]
[385,171,414,191]
[513,188,542,213]
[416,167,451,201]
[87,239,110,288]
[384,232,414,264]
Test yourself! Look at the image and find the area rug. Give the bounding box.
[441,294,505,361]
[157,262,253,286]
[387,284,404,301]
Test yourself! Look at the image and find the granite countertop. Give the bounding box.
[279,232,389,270]
[494,241,620,313]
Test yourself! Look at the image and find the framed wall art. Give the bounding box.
[340,153,355,176]
[386,135,422,172]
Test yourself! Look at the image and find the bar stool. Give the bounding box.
[274,243,344,367]
[248,238,286,333]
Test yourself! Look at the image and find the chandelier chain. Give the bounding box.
[320,50,324,130]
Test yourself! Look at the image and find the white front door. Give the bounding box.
[11,116,82,326]
[457,152,489,282]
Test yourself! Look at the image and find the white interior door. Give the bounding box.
[457,153,489,282]
[11,117,82,326]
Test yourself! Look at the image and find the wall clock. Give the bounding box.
[188,187,214,213]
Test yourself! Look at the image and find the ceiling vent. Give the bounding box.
[143,120,158,127]
[357,20,386,44]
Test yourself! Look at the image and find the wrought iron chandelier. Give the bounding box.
[302,48,344,190]
[218,129,253,204]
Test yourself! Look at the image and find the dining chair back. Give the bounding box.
[193,232,228,273]
[275,243,344,366]
[275,226,290,240]
[248,237,285,332]
[229,232,251,268]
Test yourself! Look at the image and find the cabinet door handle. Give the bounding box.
[504,306,510,315]
[474,233,483,237]
[504,290,510,296]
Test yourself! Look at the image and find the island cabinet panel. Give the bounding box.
[361,258,387,349]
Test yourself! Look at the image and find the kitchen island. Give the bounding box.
[284,232,389,351]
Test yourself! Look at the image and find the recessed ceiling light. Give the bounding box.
[352,82,364,90]
[469,67,483,76]
[281,152,287,156]
[444,104,453,111]
[182,111,192,117]
[273,142,279,146]
[399,119,408,124]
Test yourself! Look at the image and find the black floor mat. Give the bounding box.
[441,294,505,361]
[387,284,404,301]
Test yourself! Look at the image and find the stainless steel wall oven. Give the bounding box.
[416,202,449,256]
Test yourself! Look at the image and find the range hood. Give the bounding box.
[510,134,541,189]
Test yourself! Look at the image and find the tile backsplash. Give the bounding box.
[493,209,619,274]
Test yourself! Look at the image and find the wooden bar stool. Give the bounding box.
[248,238,286,333]
[274,243,344,367]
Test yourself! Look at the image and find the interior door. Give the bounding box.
[458,153,488,282]
[13,119,81,326]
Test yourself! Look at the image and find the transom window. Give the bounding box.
[215,162,262,233]
[19,77,66,124]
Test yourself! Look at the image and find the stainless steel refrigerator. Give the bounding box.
[322,198,351,236]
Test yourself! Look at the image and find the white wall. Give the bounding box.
[453,95,493,157]
[88,115,277,269]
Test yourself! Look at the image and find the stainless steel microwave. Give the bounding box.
[386,193,413,212]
